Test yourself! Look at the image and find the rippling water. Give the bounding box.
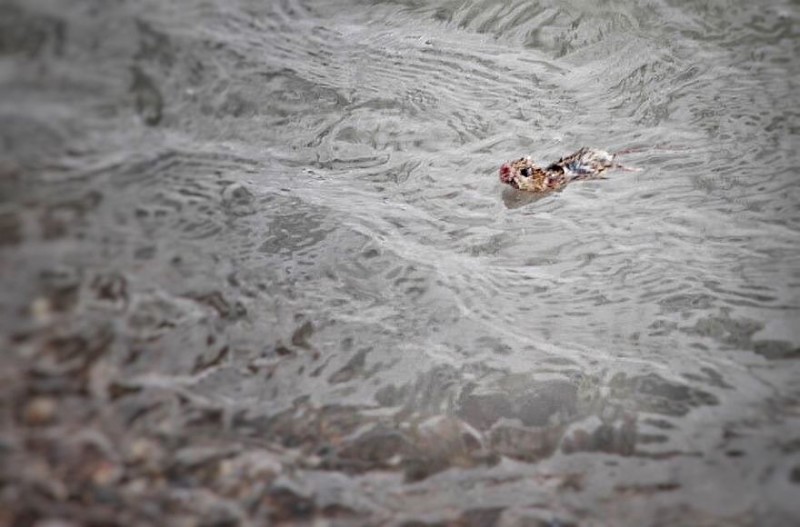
[2,0,799,525]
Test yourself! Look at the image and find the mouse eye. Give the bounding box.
[521,167,530,177]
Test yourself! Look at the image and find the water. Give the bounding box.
[1,0,799,525]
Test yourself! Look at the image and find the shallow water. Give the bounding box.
[1,0,799,525]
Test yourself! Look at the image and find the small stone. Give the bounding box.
[23,397,57,426]
[124,477,149,496]
[130,438,158,461]
[31,297,54,324]
[267,479,315,521]
[91,459,122,486]
[128,437,165,473]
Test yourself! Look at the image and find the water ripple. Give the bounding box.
[3,0,799,524]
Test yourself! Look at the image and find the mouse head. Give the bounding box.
[499,157,537,187]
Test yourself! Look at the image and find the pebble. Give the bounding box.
[31,297,54,324]
[23,396,57,426]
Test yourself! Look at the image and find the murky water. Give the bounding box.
[2,0,799,525]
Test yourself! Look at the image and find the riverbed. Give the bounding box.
[1,0,799,525]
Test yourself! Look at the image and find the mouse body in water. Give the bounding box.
[499,147,640,193]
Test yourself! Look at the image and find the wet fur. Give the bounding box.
[499,147,638,193]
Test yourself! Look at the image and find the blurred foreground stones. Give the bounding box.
[0,274,726,526]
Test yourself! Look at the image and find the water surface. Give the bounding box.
[1,0,799,525]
